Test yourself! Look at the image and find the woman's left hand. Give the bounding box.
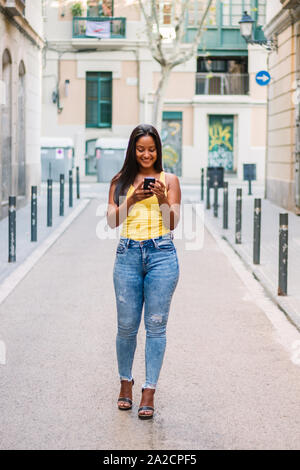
[149,180,168,205]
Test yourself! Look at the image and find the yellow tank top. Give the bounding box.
[120,171,170,240]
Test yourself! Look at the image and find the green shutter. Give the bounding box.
[86,72,112,128]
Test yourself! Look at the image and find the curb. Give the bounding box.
[0,198,91,306]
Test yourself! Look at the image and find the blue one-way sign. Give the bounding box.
[255,70,271,86]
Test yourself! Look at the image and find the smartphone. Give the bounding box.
[143,177,156,190]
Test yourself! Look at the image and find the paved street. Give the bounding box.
[1,187,300,449]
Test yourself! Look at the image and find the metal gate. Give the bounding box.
[161,111,182,176]
[208,115,234,171]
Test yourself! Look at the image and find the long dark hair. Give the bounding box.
[111,124,163,206]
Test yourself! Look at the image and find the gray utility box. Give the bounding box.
[95,137,128,183]
[40,137,74,182]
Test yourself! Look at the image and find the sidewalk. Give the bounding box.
[193,179,300,330]
[0,182,86,285]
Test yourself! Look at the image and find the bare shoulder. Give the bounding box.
[164,172,180,189]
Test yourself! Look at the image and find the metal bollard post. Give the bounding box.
[206,175,210,209]
[48,162,52,179]
[59,174,64,216]
[278,213,288,296]
[69,169,73,208]
[76,166,80,199]
[31,186,37,242]
[253,199,261,265]
[201,168,204,201]
[248,179,252,196]
[8,196,16,262]
[223,182,228,229]
[213,178,218,217]
[235,188,242,244]
[47,179,52,227]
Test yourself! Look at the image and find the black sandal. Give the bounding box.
[138,388,155,420]
[117,378,134,411]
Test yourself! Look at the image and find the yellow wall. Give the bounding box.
[250,107,267,147]
[115,0,141,20]
[58,60,85,125]
[58,0,75,21]
[57,60,139,127]
[267,24,296,181]
[153,72,195,101]
[112,61,139,125]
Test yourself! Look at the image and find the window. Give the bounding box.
[86,72,112,128]
[87,0,113,17]
[257,0,266,26]
[197,56,248,73]
[222,0,266,27]
[188,0,217,27]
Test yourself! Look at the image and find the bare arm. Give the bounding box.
[150,174,181,230]
[106,180,153,229]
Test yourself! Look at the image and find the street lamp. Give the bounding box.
[239,11,277,52]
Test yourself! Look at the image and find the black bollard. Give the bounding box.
[213,178,218,217]
[223,182,228,229]
[47,179,52,227]
[76,166,80,199]
[59,174,64,216]
[278,213,288,296]
[206,175,211,210]
[69,169,73,208]
[235,188,242,244]
[48,161,52,179]
[201,168,204,201]
[248,179,252,196]
[253,199,261,265]
[31,186,37,242]
[8,196,16,262]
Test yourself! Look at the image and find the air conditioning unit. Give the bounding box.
[5,0,24,16]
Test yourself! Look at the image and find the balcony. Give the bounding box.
[195,73,249,95]
[72,17,126,39]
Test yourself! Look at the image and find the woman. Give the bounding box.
[106,124,181,420]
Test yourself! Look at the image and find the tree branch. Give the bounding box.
[170,0,214,68]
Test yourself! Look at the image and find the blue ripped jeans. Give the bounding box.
[113,232,179,389]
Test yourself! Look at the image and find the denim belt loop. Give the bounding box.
[151,237,158,249]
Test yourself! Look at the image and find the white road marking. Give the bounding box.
[195,205,300,364]
[0,199,90,307]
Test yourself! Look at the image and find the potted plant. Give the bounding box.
[71,2,83,17]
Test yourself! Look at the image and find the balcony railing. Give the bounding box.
[196,73,249,95]
[72,17,126,39]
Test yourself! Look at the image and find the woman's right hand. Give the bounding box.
[130,180,153,204]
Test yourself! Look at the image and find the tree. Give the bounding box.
[138,0,214,131]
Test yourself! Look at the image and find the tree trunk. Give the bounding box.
[151,65,172,133]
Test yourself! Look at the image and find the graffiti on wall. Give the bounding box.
[161,118,182,176]
[208,115,234,171]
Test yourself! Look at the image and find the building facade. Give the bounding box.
[0,0,44,219]
[42,0,267,183]
[265,0,300,213]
